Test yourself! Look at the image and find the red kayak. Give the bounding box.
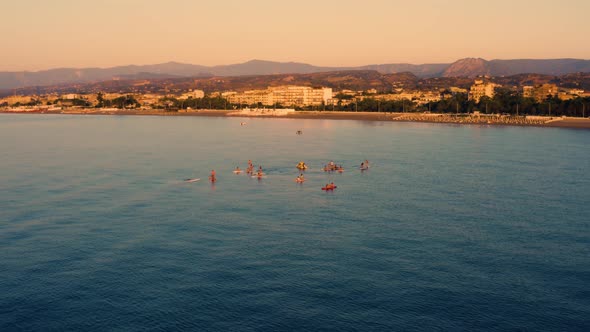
[321,186,337,190]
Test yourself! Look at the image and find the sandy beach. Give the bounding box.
[2,108,590,129]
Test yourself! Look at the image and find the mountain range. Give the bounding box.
[1,58,590,90]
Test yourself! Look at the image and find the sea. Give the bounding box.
[1,114,589,331]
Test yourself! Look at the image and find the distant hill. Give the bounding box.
[360,63,447,77]
[442,58,590,77]
[0,63,211,90]
[2,58,589,90]
[1,70,421,97]
[208,59,338,76]
[0,60,432,90]
[3,70,590,98]
[442,58,490,77]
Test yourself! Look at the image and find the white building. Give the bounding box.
[222,86,332,107]
[180,90,205,99]
[62,94,79,100]
[468,80,500,103]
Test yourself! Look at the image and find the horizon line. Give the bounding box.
[3,57,590,73]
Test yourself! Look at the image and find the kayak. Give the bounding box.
[184,178,200,182]
[321,186,337,190]
[295,178,305,183]
[233,170,243,174]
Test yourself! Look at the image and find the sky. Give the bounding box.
[1,0,589,71]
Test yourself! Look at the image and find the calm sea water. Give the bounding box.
[1,114,589,331]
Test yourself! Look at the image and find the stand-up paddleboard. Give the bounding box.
[184,178,200,182]
[321,186,337,190]
[251,175,267,179]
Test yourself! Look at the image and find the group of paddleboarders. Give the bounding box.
[244,160,256,175]
[323,161,344,173]
[199,159,369,190]
[241,160,264,178]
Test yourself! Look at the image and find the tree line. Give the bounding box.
[155,96,229,110]
[317,89,589,117]
[4,89,589,117]
[85,92,590,117]
[426,88,589,117]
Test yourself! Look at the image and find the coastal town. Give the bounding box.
[2,77,589,128]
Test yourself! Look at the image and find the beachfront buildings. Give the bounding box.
[274,86,332,106]
[468,80,500,103]
[180,90,205,99]
[136,94,162,108]
[0,95,35,106]
[222,90,272,106]
[355,91,442,105]
[523,84,559,102]
[222,86,332,107]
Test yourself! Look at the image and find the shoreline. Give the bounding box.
[2,108,590,129]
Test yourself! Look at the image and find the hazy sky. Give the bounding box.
[2,0,589,71]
